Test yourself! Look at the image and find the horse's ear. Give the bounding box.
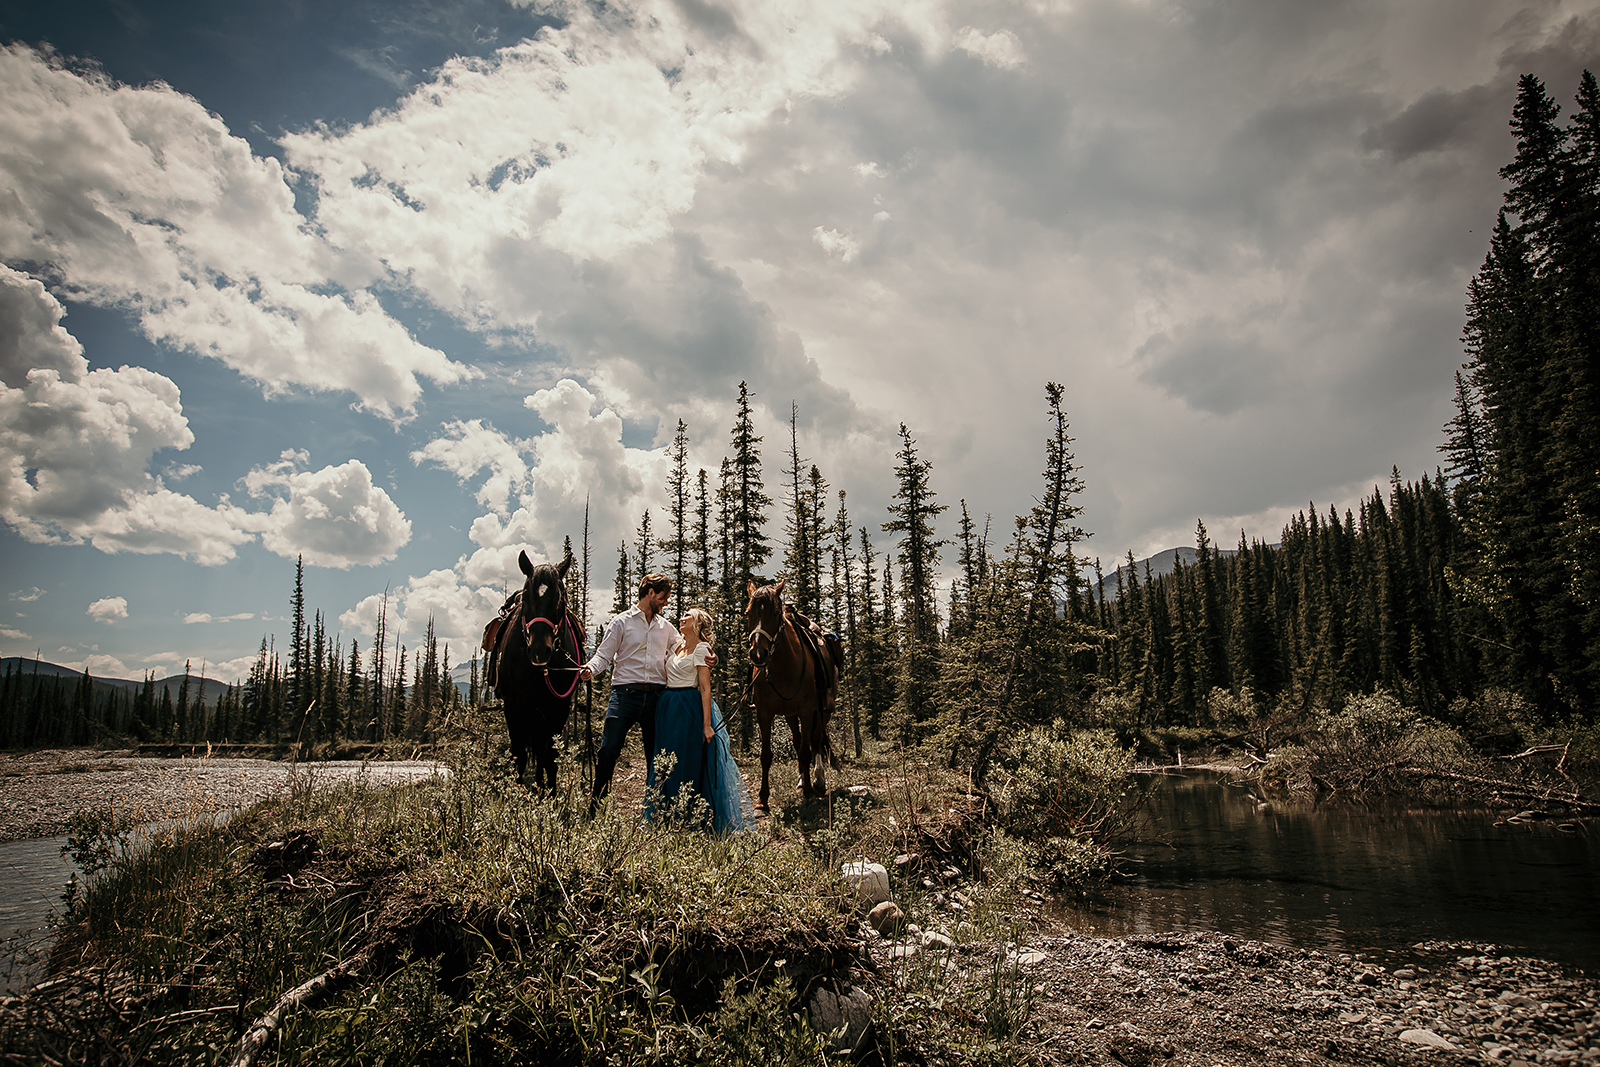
[518,550,533,576]
[747,579,756,597]
[558,554,573,579]
[774,578,786,596]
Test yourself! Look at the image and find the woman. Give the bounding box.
[647,607,748,832]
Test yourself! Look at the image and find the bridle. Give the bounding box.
[520,577,584,699]
[745,594,808,702]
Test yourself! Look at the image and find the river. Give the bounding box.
[1052,770,1599,971]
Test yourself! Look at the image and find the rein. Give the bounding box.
[521,597,585,699]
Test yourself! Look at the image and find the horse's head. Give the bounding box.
[518,549,572,668]
[745,578,786,668]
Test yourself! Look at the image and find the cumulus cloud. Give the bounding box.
[10,587,44,602]
[813,227,861,263]
[247,453,412,568]
[86,596,128,623]
[359,377,673,652]
[0,626,30,640]
[0,44,468,419]
[0,267,257,564]
[952,27,1024,69]
[183,612,255,624]
[78,653,130,676]
[410,420,530,516]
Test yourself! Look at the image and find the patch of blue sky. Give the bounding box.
[0,0,560,157]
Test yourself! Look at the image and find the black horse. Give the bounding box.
[493,550,584,791]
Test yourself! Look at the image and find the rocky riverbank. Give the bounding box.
[5,926,1591,1064]
[852,926,1596,1064]
[0,749,445,842]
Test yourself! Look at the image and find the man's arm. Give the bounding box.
[581,616,627,680]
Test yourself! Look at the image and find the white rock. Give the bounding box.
[841,861,891,904]
[1398,1028,1453,1050]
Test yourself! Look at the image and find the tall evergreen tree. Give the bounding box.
[663,419,692,617]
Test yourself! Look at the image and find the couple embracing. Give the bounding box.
[578,574,749,832]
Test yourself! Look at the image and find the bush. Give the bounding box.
[993,723,1136,891]
[1320,690,1422,746]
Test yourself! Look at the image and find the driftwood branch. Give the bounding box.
[1398,767,1599,814]
[1495,744,1568,762]
[227,947,373,1067]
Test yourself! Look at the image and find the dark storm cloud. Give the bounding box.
[1361,84,1500,159]
[1135,318,1279,416]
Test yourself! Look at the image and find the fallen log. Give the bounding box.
[1398,767,1599,814]
[226,946,374,1067]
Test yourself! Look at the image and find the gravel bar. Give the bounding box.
[0,749,446,843]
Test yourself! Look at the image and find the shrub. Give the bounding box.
[992,723,1136,891]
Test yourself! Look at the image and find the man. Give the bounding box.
[579,573,677,812]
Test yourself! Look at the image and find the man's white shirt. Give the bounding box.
[584,605,676,686]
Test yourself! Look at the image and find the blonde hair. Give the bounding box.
[680,606,715,649]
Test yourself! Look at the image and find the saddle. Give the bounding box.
[784,607,842,736]
[482,591,520,692]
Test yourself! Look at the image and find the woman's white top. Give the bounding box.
[665,642,711,688]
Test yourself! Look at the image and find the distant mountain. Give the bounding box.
[0,658,232,704]
[1090,545,1241,603]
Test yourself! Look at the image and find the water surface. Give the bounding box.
[1053,771,1599,970]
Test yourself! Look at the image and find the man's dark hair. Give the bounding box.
[638,573,673,597]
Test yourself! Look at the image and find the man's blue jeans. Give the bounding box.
[591,686,659,802]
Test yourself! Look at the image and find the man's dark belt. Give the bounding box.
[614,682,664,692]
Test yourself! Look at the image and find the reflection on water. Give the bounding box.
[1052,771,1599,970]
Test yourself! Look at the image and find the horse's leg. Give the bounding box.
[793,709,814,798]
[812,702,827,797]
[535,732,558,795]
[757,711,773,812]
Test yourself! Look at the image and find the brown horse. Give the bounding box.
[745,579,837,811]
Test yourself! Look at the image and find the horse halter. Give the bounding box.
[521,577,567,664]
[747,619,776,667]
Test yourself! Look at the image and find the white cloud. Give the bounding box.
[0,267,257,564]
[411,420,530,516]
[209,653,261,683]
[86,596,128,623]
[353,377,669,652]
[0,626,29,640]
[248,456,413,569]
[183,612,255,624]
[78,653,130,677]
[0,45,469,419]
[813,226,861,263]
[952,27,1025,69]
[10,587,44,602]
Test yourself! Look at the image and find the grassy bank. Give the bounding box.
[2,706,1136,1065]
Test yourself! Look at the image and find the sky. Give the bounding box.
[0,0,1596,684]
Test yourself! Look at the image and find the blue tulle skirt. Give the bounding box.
[646,687,750,833]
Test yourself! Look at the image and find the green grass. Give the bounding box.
[15,709,1112,1065]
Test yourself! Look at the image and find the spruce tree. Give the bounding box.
[634,510,655,585]
[663,420,691,617]
[782,402,815,614]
